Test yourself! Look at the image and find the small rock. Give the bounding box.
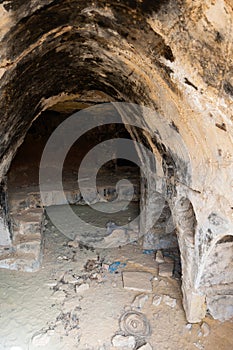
[63,272,79,284]
[75,283,90,293]
[201,322,210,337]
[31,332,51,347]
[111,334,136,348]
[163,295,177,308]
[137,343,153,350]
[67,240,79,248]
[155,250,164,263]
[112,282,117,288]
[185,323,192,330]
[102,263,109,271]
[45,281,57,287]
[57,255,69,261]
[158,263,174,277]
[152,294,162,306]
[131,294,149,310]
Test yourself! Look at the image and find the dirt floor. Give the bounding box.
[0,215,232,350]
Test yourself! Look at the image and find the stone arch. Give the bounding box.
[0,0,232,325]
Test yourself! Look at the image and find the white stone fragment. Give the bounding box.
[152,294,162,306]
[75,283,90,293]
[155,250,164,263]
[131,294,149,310]
[163,295,177,308]
[201,322,210,337]
[31,332,51,347]
[185,323,192,330]
[63,272,79,284]
[111,334,136,348]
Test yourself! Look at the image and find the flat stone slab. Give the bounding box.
[158,262,174,277]
[122,271,153,292]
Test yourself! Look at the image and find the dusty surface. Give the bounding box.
[0,214,232,350]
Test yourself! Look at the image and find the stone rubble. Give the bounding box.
[163,295,177,308]
[152,294,177,308]
[111,334,136,348]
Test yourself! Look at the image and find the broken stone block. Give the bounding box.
[200,322,210,337]
[131,294,149,310]
[155,250,164,263]
[75,283,90,293]
[137,343,153,350]
[122,271,153,292]
[158,262,174,277]
[163,295,177,308]
[152,294,162,306]
[111,334,136,348]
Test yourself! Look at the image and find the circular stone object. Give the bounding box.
[119,311,151,337]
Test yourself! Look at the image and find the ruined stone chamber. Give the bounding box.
[0,0,232,324]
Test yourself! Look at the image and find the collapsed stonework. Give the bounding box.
[0,0,232,324]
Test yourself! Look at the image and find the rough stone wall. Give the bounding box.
[0,0,232,322]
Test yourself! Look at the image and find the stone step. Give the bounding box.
[14,237,42,257]
[11,208,44,236]
[0,251,42,272]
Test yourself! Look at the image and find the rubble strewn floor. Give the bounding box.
[0,214,232,350]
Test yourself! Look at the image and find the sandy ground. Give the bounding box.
[0,214,232,350]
